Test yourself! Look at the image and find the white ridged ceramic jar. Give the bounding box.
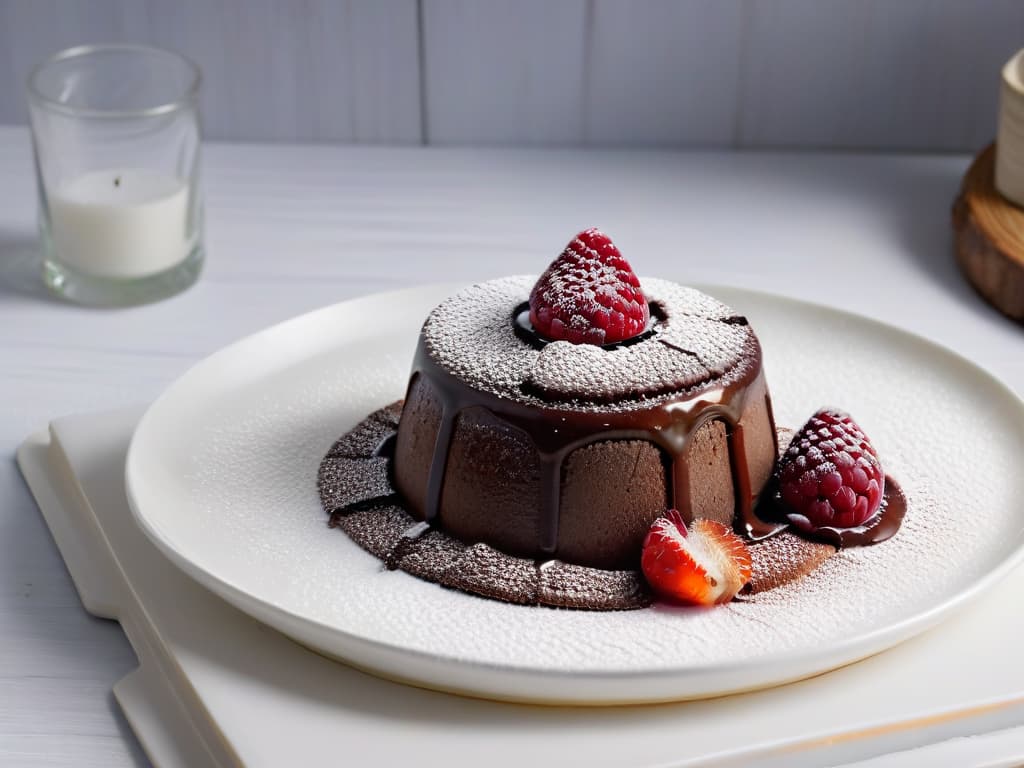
[996,48,1024,208]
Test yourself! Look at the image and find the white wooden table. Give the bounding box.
[1,125,1023,766]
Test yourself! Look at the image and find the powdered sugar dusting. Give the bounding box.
[660,315,755,376]
[649,280,740,322]
[745,532,835,594]
[528,339,710,401]
[422,276,537,399]
[423,275,759,408]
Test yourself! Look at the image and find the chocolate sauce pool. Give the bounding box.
[756,475,907,548]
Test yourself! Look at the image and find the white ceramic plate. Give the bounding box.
[126,283,1024,705]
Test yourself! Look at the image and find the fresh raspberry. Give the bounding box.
[641,510,752,605]
[777,408,885,533]
[529,228,650,345]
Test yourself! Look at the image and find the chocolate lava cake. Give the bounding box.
[393,276,779,570]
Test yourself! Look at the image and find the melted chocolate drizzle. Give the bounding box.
[408,318,785,555]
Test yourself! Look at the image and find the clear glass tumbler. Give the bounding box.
[28,44,203,305]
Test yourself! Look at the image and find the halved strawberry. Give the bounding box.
[641,510,752,605]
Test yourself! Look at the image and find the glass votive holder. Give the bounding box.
[27,44,204,306]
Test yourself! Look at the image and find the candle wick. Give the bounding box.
[114,176,121,188]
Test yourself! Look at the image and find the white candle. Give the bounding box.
[49,168,192,279]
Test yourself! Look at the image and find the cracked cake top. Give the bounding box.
[420,275,761,412]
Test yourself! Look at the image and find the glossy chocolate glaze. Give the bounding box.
[407,308,785,554]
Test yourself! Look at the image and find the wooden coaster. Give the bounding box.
[953,143,1024,322]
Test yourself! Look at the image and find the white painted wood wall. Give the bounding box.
[1,0,1021,150]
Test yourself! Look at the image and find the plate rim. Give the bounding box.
[125,282,1024,704]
